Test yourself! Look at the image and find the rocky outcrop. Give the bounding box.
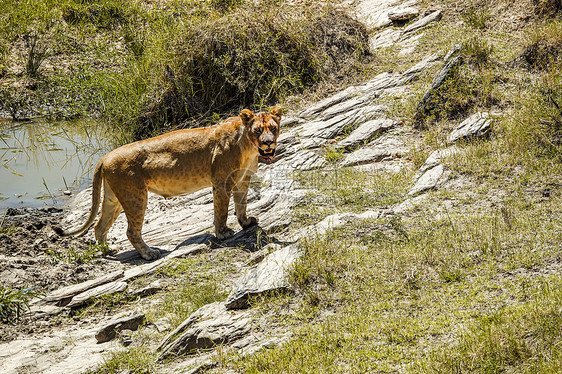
[415,55,464,123]
[158,302,252,359]
[408,147,460,196]
[225,245,303,309]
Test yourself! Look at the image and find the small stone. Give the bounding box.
[403,10,443,35]
[63,190,72,196]
[95,314,145,343]
[448,112,492,143]
[120,329,133,347]
[154,316,172,333]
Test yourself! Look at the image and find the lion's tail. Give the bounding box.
[52,160,104,237]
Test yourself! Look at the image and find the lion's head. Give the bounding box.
[240,105,282,163]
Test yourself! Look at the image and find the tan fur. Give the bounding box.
[53,106,282,260]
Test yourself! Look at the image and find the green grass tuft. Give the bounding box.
[0,285,42,324]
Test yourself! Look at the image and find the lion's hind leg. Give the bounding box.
[94,180,122,255]
[113,184,160,261]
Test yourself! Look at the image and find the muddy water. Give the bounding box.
[0,119,111,210]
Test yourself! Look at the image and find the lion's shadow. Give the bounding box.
[112,225,290,264]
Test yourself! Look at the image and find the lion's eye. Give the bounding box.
[254,128,262,135]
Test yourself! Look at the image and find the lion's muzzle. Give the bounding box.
[258,146,276,163]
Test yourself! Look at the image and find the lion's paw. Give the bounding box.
[239,216,258,229]
[140,247,161,261]
[216,227,235,240]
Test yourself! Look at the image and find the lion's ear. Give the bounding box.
[270,105,283,122]
[239,109,255,125]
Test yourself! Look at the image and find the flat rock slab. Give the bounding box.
[0,325,117,374]
[370,28,401,49]
[388,7,419,21]
[273,149,327,171]
[341,135,406,167]
[416,147,460,177]
[356,0,419,29]
[95,314,145,343]
[225,245,303,309]
[338,118,397,149]
[448,112,491,143]
[298,86,357,120]
[158,302,252,359]
[40,270,124,305]
[67,281,128,309]
[408,163,445,196]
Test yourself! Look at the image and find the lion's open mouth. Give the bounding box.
[258,148,276,163]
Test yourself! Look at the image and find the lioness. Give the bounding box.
[53,106,282,260]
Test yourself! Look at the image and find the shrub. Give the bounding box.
[461,7,491,30]
[463,37,494,68]
[132,1,370,138]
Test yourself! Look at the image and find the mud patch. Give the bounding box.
[0,207,121,342]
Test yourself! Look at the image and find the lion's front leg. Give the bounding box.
[233,178,258,229]
[213,185,235,239]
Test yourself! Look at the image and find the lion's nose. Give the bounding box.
[263,139,275,147]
